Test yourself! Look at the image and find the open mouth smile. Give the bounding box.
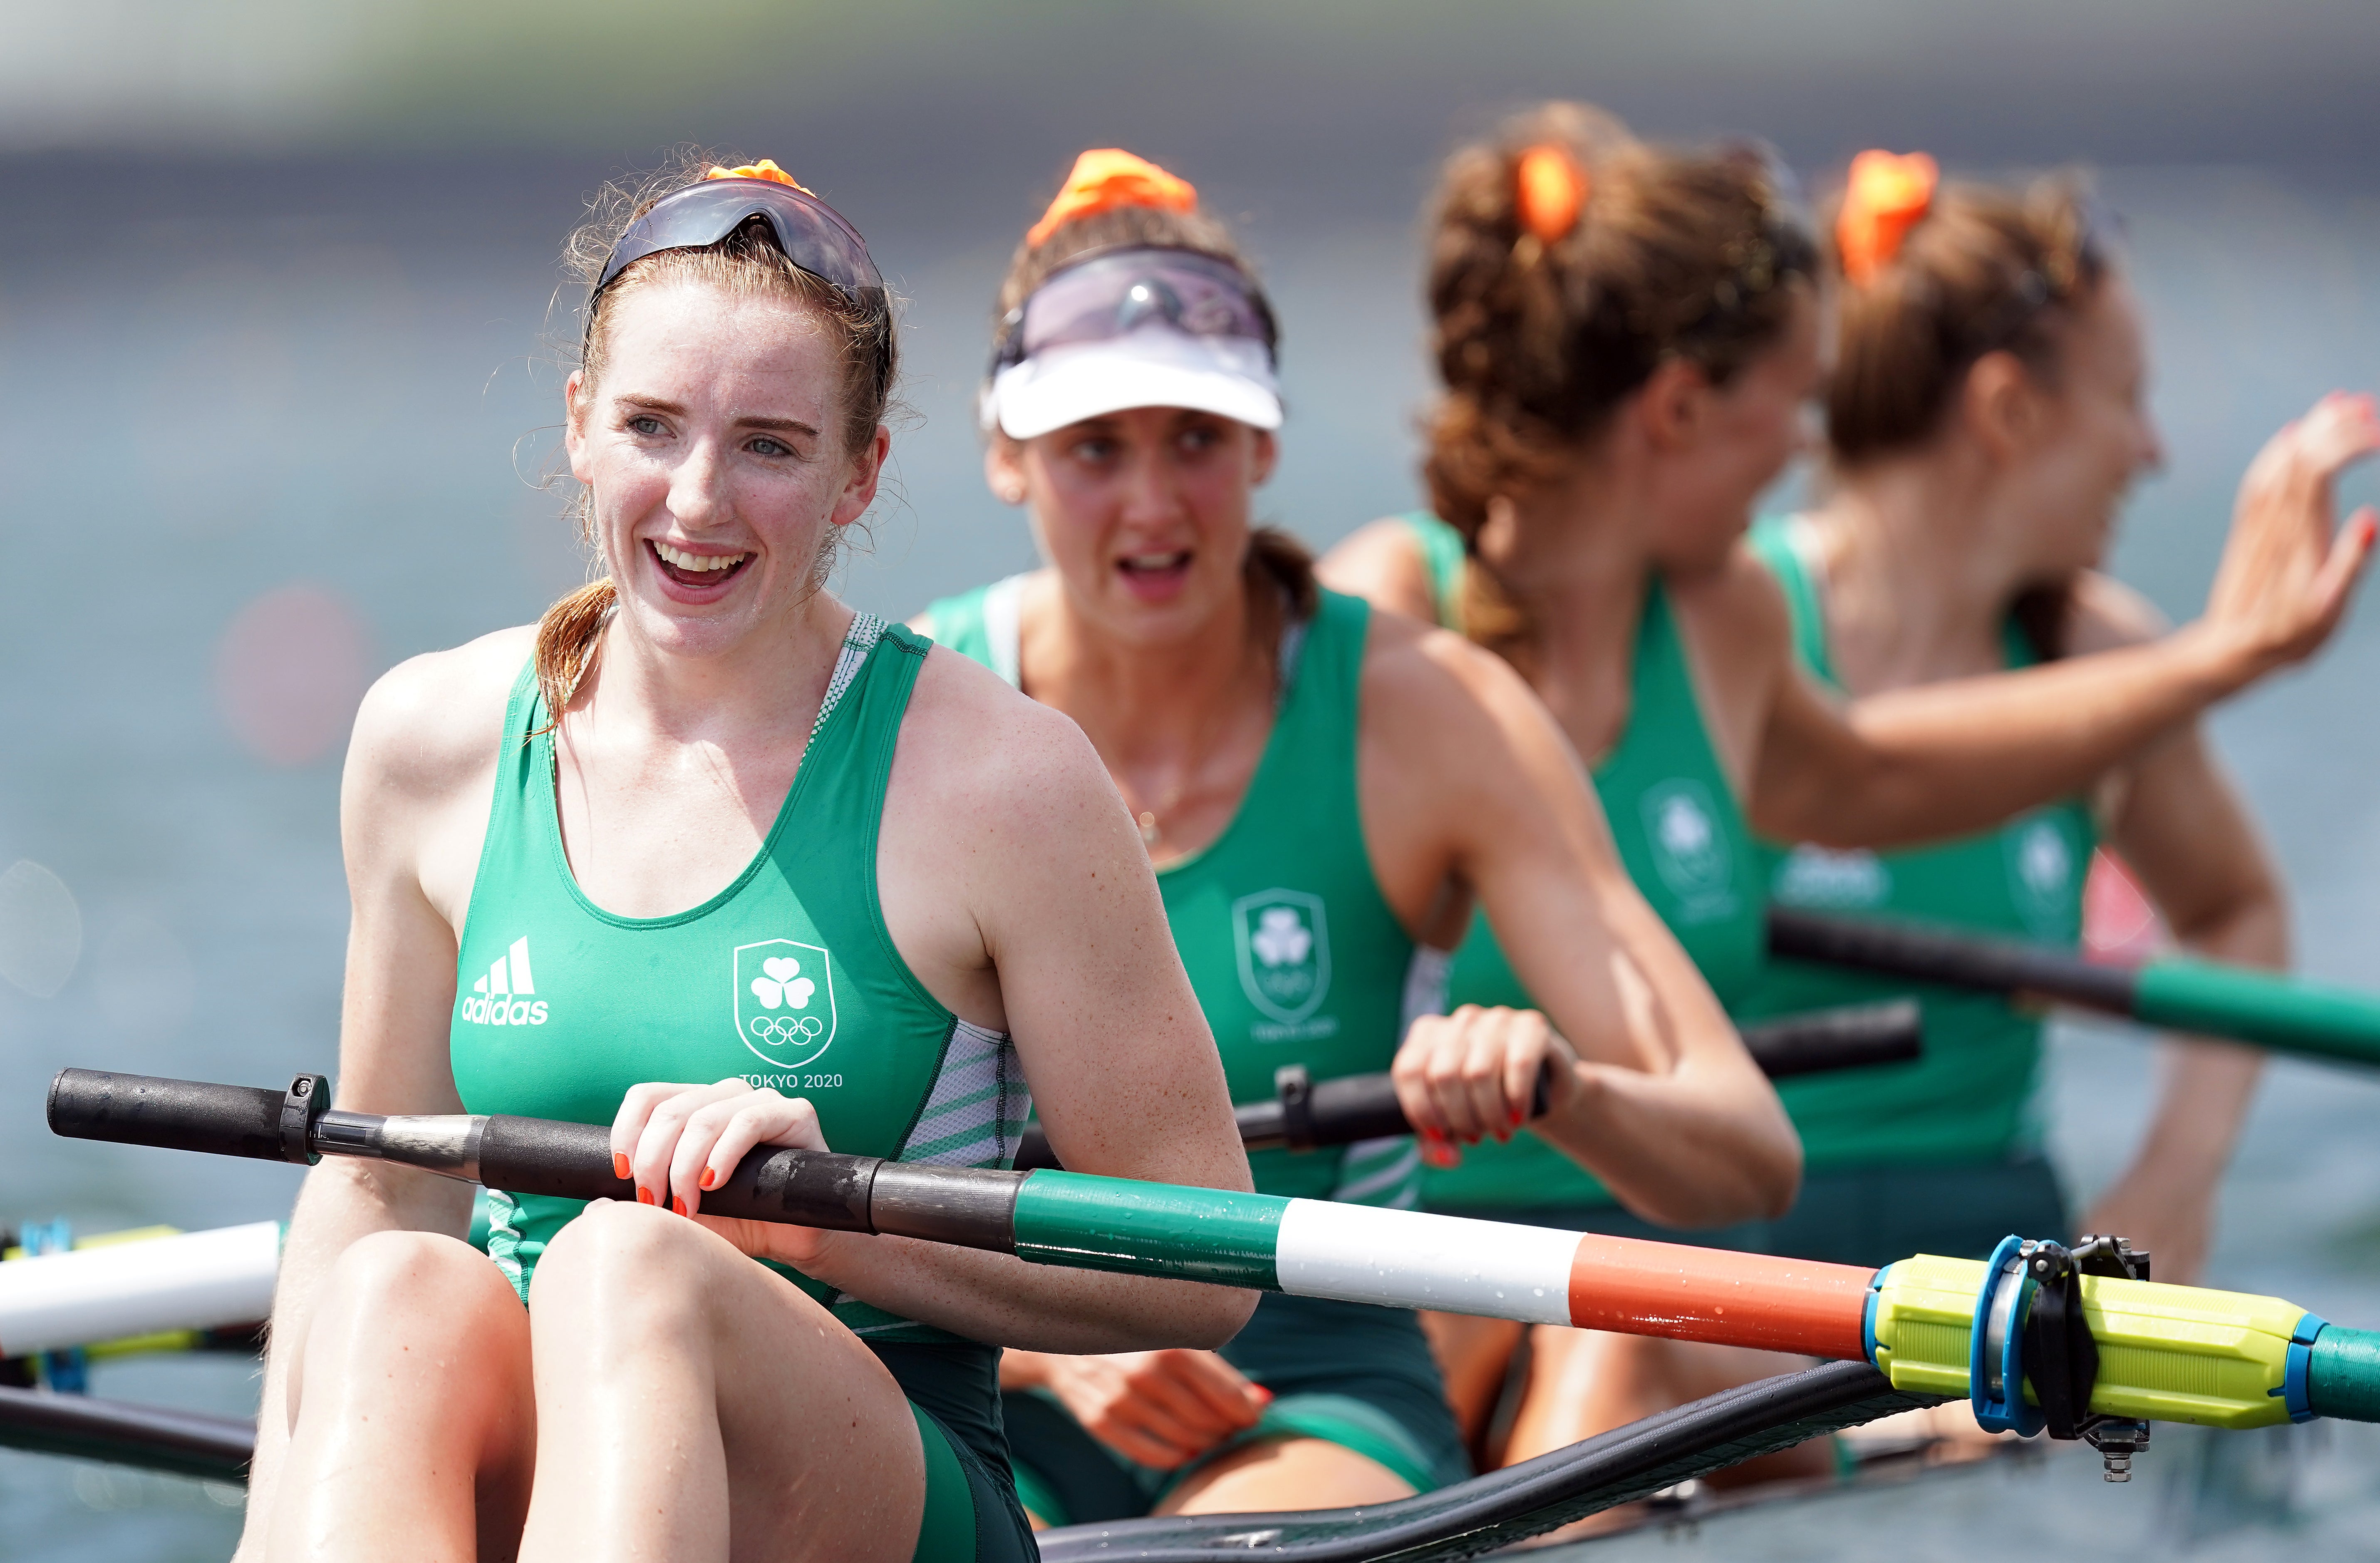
[648,540,754,590]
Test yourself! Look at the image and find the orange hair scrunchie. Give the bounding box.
[1516,144,1588,243]
[703,159,815,196]
[1026,149,1197,248]
[1837,150,1938,286]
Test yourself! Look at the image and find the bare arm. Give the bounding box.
[2065,578,2278,1284]
[1316,517,1444,623]
[655,649,1256,1353]
[1751,394,2380,849]
[240,638,520,1546]
[1369,621,1799,1227]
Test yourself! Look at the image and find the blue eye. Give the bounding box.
[627,415,664,436]
[750,437,790,458]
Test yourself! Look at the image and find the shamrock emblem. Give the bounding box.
[1659,794,1712,857]
[1251,906,1312,968]
[750,955,815,1010]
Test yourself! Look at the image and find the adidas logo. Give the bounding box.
[459,936,548,1027]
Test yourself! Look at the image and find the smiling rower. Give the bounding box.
[236,155,1257,1563]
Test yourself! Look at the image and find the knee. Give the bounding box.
[317,1229,507,1332]
[295,1231,518,1406]
[528,1198,713,1335]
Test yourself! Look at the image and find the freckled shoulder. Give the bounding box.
[890,640,1123,826]
[347,624,538,807]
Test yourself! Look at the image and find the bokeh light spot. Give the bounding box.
[214,583,372,767]
[0,859,83,998]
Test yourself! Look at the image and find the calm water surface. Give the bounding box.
[3,162,2379,1559]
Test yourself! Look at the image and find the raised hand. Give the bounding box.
[2203,391,2380,678]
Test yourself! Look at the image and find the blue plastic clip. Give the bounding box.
[2282,1312,2328,1424]
[1862,1264,1889,1367]
[20,1217,90,1396]
[1970,1234,2044,1437]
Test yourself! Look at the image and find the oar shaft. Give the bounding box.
[1767,908,2136,1015]
[50,1069,2380,1436]
[1768,908,2380,1067]
[0,1222,281,1359]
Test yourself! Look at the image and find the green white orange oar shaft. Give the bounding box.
[49,1068,2380,1438]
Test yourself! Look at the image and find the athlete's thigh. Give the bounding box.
[608,1216,930,1561]
[1159,1435,1414,1516]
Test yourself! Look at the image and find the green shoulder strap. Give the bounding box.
[1397,512,1469,634]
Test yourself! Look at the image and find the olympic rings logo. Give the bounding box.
[748,1014,825,1047]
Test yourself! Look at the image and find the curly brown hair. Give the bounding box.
[1423,103,1816,553]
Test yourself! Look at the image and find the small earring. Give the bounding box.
[1000,484,1025,504]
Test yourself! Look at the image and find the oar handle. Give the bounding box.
[47,1070,1025,1252]
[1740,999,1921,1079]
[47,1070,310,1164]
[1014,1000,1922,1172]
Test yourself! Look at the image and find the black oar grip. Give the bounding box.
[1738,1000,1923,1079]
[472,1117,883,1234]
[477,1116,631,1201]
[48,1069,294,1164]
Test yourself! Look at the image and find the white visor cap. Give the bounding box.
[983,327,1283,442]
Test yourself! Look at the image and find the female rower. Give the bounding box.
[911,149,1798,1524]
[239,157,1259,1563]
[1317,104,2376,1468]
[1739,151,2286,1287]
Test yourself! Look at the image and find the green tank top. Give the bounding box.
[449,616,1031,1345]
[1393,513,1765,1213]
[920,578,1423,1208]
[1739,515,2096,1169]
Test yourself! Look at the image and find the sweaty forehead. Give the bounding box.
[595,280,837,402]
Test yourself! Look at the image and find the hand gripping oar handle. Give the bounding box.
[47,1069,1025,1252]
[1015,1000,1922,1171]
[1768,908,2380,1067]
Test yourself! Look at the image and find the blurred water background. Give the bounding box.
[4,3,2380,1557]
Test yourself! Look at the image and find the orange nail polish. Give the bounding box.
[636,1186,654,1206]
[614,1153,631,1181]
[700,1167,719,1191]
[671,1196,689,1216]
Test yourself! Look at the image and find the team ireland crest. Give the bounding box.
[1232,889,1331,1025]
[1639,778,1737,919]
[734,939,838,1069]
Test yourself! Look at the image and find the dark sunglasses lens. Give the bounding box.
[602,182,881,297]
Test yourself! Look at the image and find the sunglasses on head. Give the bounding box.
[594,179,885,306]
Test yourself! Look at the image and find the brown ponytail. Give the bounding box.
[1421,103,1814,657]
[1826,170,2112,656]
[536,150,901,722]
